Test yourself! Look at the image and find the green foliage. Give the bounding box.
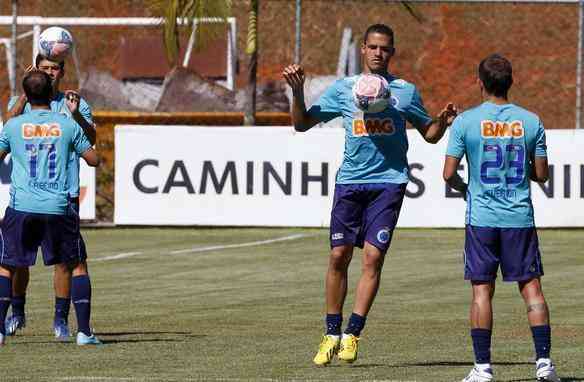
[147,0,232,65]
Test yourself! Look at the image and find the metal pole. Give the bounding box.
[294,0,301,65]
[576,0,583,129]
[10,0,18,97]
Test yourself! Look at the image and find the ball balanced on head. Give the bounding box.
[38,26,74,62]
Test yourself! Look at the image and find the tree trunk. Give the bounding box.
[243,0,258,126]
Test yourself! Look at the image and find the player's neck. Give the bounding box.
[30,104,50,111]
[484,95,509,105]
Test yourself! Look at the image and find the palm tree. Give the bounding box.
[148,0,232,66]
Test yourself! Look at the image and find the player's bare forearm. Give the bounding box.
[73,111,97,145]
[291,92,315,132]
[529,157,549,183]
[443,155,467,198]
[418,103,457,144]
[446,172,468,196]
[5,95,27,120]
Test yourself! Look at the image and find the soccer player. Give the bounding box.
[4,54,96,341]
[443,54,560,382]
[283,23,457,366]
[0,70,100,346]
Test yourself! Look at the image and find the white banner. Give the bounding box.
[115,126,584,227]
[0,158,96,220]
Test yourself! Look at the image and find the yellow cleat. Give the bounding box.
[338,334,359,363]
[313,335,340,366]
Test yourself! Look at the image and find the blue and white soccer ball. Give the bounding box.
[352,73,391,113]
[38,26,74,62]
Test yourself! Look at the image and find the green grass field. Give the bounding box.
[2,228,583,381]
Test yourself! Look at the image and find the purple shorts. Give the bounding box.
[41,197,87,263]
[464,225,543,282]
[0,206,87,268]
[330,183,406,252]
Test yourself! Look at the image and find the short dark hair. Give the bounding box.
[363,24,394,46]
[22,70,53,106]
[35,54,65,70]
[478,54,513,98]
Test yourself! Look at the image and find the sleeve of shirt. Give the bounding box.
[445,115,466,158]
[306,80,343,124]
[71,122,92,155]
[0,125,11,152]
[7,96,19,112]
[403,86,433,129]
[534,119,547,157]
[78,98,94,125]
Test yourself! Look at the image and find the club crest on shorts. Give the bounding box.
[376,228,391,244]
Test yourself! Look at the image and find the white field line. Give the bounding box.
[92,233,313,262]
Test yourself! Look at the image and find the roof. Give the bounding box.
[115,34,228,80]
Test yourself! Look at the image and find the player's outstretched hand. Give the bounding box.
[65,90,81,114]
[439,103,458,128]
[283,64,305,96]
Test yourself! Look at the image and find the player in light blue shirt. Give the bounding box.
[0,70,100,346]
[443,54,560,382]
[4,55,98,343]
[284,23,457,365]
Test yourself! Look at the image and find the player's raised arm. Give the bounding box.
[282,64,320,132]
[65,90,97,145]
[416,103,457,144]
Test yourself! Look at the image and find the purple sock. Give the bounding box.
[54,297,71,321]
[471,328,492,364]
[326,313,342,336]
[0,276,12,336]
[531,325,551,359]
[72,275,92,336]
[11,295,25,317]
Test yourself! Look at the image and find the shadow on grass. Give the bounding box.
[505,378,583,382]
[399,361,531,367]
[95,331,193,336]
[95,331,207,345]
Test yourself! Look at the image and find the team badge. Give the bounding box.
[376,228,391,244]
[390,95,399,108]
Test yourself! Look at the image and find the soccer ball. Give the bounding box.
[352,73,391,113]
[38,27,74,62]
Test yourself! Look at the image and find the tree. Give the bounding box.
[243,0,258,126]
[148,0,232,66]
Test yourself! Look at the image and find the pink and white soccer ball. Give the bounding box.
[38,27,74,61]
[352,73,391,113]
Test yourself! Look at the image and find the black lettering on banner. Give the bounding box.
[537,164,554,198]
[133,159,159,194]
[406,163,425,198]
[301,162,328,196]
[199,161,238,195]
[263,162,292,195]
[163,160,195,194]
[564,164,571,198]
[444,163,465,198]
[246,161,254,195]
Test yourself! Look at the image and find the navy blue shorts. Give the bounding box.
[0,205,86,268]
[330,183,406,252]
[464,225,543,282]
[41,197,87,264]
